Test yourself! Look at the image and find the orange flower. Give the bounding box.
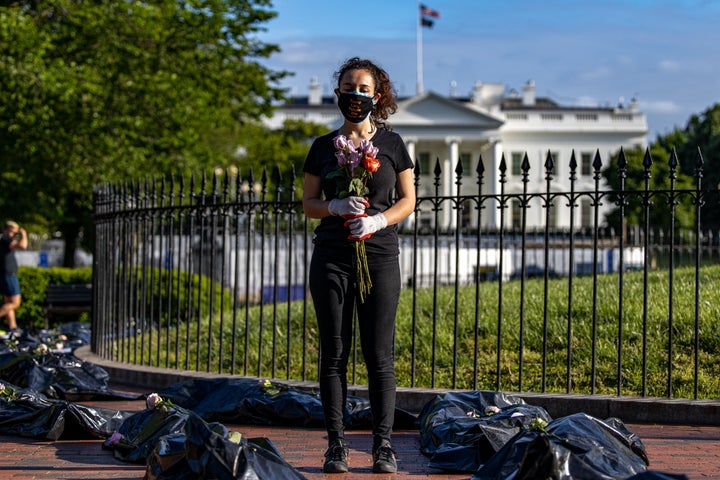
[363,156,380,173]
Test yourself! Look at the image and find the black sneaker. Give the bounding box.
[372,440,397,473]
[323,438,349,473]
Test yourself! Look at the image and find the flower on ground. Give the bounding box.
[530,417,548,432]
[259,379,284,395]
[0,382,17,400]
[107,432,125,446]
[146,392,176,412]
[485,405,501,415]
[146,392,162,409]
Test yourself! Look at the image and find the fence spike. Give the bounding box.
[643,147,653,178]
[592,149,603,172]
[223,169,230,200]
[593,150,603,181]
[211,169,218,197]
[260,167,268,199]
[521,153,531,182]
[544,150,554,174]
[455,158,464,177]
[289,164,296,201]
[694,146,704,173]
[433,157,442,177]
[569,150,578,183]
[475,154,485,176]
[274,165,282,185]
[669,148,678,180]
[617,147,627,177]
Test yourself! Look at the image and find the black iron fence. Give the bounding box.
[92,148,720,399]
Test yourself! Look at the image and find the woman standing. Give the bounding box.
[302,57,415,474]
[0,221,27,334]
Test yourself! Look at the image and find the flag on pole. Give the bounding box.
[420,4,440,28]
[420,4,440,18]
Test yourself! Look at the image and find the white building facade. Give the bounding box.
[266,79,648,232]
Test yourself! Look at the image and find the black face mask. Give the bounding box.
[338,91,375,123]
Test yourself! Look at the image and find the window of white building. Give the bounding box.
[581,198,593,227]
[461,199,473,229]
[460,152,472,176]
[511,199,522,229]
[511,152,523,176]
[418,152,431,175]
[581,152,593,176]
[546,200,557,229]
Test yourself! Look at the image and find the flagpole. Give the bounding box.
[416,0,423,95]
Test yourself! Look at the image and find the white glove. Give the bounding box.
[344,213,387,240]
[328,196,369,218]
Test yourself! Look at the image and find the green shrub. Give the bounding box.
[15,266,229,330]
[16,267,93,328]
[119,267,233,327]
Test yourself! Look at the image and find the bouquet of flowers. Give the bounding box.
[328,134,380,303]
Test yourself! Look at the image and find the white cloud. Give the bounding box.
[658,59,682,72]
[640,100,682,114]
[579,67,612,81]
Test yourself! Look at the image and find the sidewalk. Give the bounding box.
[1,385,719,479]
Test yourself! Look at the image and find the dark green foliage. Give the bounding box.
[603,103,720,233]
[0,0,288,264]
[14,266,229,330]
[671,104,720,231]
[15,266,92,327]
[121,267,233,329]
[603,144,696,232]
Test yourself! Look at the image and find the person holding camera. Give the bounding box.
[0,221,28,334]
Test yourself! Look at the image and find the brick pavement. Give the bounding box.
[1,389,719,479]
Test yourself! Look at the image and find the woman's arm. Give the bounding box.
[302,173,331,219]
[10,228,28,251]
[382,168,416,226]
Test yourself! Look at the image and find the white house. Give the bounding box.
[266,78,648,231]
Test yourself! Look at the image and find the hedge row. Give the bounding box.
[15,266,93,329]
[13,267,232,330]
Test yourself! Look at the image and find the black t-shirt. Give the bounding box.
[303,128,413,256]
[0,236,17,275]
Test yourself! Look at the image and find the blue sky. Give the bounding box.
[258,0,720,139]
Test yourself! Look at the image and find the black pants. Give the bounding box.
[309,248,400,445]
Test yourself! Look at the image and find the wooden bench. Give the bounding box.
[43,284,93,328]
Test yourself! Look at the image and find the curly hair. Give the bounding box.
[333,57,397,130]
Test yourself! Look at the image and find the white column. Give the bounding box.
[404,138,417,230]
[405,138,417,165]
[445,137,460,230]
[489,138,503,230]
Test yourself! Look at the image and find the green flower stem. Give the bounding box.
[355,240,372,303]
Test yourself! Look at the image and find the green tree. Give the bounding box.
[0,0,287,265]
[666,104,720,233]
[235,118,329,197]
[602,144,696,232]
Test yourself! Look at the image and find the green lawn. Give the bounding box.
[116,264,720,400]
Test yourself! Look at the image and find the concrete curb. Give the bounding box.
[76,346,720,425]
